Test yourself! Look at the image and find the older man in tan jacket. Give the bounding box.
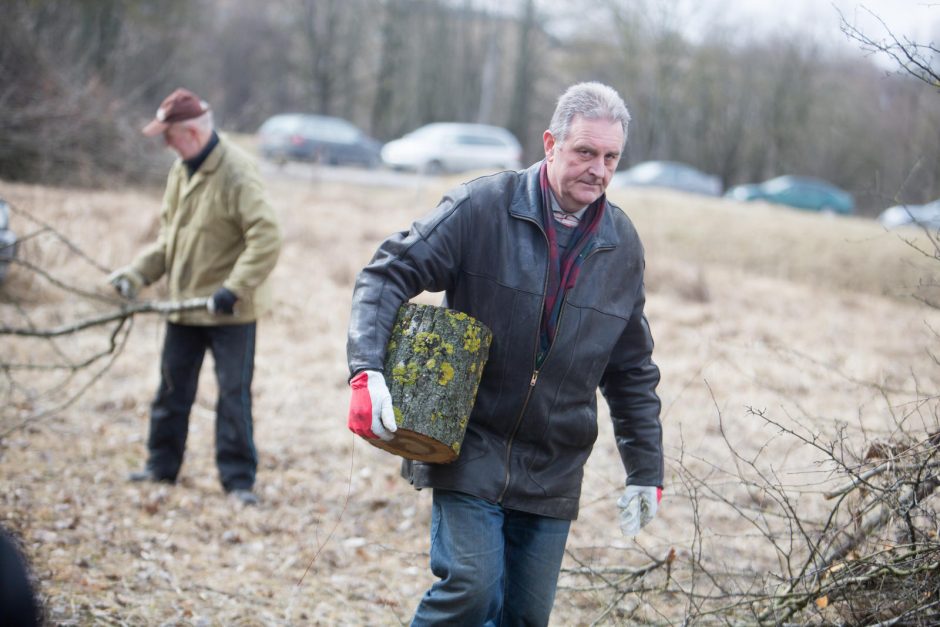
[109,88,281,506]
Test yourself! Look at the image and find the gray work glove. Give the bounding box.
[107,267,146,300]
[207,287,238,316]
[618,485,662,536]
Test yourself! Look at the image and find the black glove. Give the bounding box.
[207,287,238,316]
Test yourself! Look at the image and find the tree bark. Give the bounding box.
[367,303,493,463]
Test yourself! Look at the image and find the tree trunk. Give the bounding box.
[367,303,493,463]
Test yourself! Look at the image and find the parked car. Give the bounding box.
[877,199,940,230]
[0,198,17,284]
[380,123,522,174]
[256,113,382,167]
[725,175,854,215]
[609,160,722,196]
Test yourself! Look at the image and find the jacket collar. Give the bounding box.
[184,131,220,176]
[180,135,226,200]
[509,160,621,249]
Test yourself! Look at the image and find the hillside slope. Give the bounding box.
[2,173,938,624]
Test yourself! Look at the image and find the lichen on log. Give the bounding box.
[368,303,493,463]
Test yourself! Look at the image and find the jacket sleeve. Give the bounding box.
[130,169,177,285]
[347,185,471,377]
[599,279,664,488]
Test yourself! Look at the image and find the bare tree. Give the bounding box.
[3,0,940,213]
[0,0,201,185]
[839,7,940,90]
[507,0,538,155]
[371,0,411,138]
[210,3,294,130]
[298,0,344,116]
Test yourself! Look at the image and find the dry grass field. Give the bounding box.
[2,163,939,625]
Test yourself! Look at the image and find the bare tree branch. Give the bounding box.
[0,297,208,338]
[838,6,940,89]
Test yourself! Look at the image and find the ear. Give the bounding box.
[543,130,556,161]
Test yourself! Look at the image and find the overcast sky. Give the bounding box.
[535,1,938,61]
[722,0,939,42]
[684,0,939,59]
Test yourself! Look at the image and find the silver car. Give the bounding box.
[609,160,723,196]
[0,198,16,284]
[381,123,522,174]
[257,113,382,167]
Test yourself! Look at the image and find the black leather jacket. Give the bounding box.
[347,162,662,520]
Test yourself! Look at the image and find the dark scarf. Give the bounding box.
[184,131,220,177]
[537,160,606,366]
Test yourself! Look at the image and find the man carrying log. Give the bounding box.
[347,82,662,625]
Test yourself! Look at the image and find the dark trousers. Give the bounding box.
[146,322,257,492]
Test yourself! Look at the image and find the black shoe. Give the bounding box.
[127,469,174,484]
[229,489,259,506]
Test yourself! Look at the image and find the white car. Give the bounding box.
[381,123,522,174]
[878,199,940,230]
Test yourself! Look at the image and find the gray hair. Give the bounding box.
[548,82,631,148]
[180,110,214,134]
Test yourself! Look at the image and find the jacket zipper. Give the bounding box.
[496,241,615,504]
[498,211,549,503]
[498,368,539,502]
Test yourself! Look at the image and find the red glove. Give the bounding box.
[347,370,397,441]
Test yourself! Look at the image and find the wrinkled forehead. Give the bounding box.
[561,116,625,150]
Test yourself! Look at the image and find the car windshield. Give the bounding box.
[763,177,798,194]
[455,133,506,146]
[260,116,303,134]
[765,177,835,195]
[402,124,515,147]
[302,118,358,143]
[629,163,666,179]
[406,126,445,140]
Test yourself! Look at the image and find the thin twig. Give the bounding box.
[0,298,208,337]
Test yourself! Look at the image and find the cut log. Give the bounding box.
[367,303,493,463]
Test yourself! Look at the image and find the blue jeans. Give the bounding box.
[146,322,257,491]
[411,489,571,626]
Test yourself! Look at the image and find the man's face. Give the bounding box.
[162,124,203,160]
[543,116,624,213]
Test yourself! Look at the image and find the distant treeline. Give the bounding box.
[1,0,937,212]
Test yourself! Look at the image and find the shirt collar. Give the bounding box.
[549,191,589,227]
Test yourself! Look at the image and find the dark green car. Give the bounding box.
[725,175,855,215]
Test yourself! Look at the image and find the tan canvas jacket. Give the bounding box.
[131,135,281,325]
